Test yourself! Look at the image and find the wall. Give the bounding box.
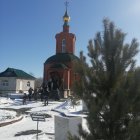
[0,77,35,94]
[16,79,35,93]
[55,116,82,140]
[0,77,16,94]
[55,32,76,54]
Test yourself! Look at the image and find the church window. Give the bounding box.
[62,39,66,53]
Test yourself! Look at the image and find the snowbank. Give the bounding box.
[53,100,87,117]
[0,97,14,105]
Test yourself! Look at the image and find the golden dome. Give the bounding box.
[63,10,70,22]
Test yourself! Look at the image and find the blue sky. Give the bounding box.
[0,0,140,78]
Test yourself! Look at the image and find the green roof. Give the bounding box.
[0,68,36,79]
[45,53,80,64]
[50,63,68,69]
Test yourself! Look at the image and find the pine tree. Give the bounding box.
[71,18,140,140]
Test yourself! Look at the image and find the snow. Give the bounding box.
[53,100,87,117]
[0,96,87,140]
[0,97,14,105]
[0,110,17,122]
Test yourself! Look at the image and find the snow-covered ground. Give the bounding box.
[0,110,17,122]
[0,96,86,140]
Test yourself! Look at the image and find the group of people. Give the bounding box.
[22,79,60,105]
[22,87,48,105]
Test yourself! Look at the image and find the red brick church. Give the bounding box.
[43,7,79,97]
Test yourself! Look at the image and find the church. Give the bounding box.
[43,6,80,97]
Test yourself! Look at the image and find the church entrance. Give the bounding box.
[49,71,61,90]
[47,71,62,99]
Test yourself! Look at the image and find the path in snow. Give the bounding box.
[0,98,64,140]
[0,97,85,140]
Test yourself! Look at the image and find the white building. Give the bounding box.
[0,68,35,94]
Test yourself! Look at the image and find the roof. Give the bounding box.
[0,68,36,79]
[50,63,68,69]
[45,53,80,64]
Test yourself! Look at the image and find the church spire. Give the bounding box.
[63,1,70,32]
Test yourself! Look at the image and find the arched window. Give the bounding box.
[62,39,66,53]
[27,81,30,87]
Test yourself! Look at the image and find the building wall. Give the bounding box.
[0,77,35,94]
[16,79,35,93]
[55,32,76,54]
[0,77,16,93]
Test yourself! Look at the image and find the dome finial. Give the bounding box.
[63,1,70,24]
[65,0,69,11]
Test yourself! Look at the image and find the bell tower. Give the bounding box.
[43,1,80,98]
[55,1,76,54]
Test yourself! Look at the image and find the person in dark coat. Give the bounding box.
[43,85,49,106]
[48,80,52,92]
[52,79,60,101]
[33,88,38,101]
[28,87,33,101]
[23,93,27,105]
[39,87,44,101]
